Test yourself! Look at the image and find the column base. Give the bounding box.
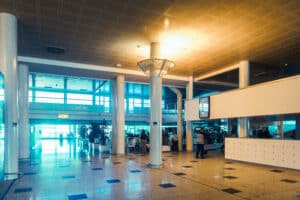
[18,157,30,162]
[147,163,163,169]
[4,173,19,180]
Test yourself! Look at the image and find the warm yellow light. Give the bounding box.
[164,18,170,29]
[160,29,211,60]
[160,32,190,58]
[58,114,69,119]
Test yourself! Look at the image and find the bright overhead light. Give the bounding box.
[164,18,170,29]
[58,114,69,119]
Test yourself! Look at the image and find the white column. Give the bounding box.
[149,42,162,168]
[238,60,249,138]
[18,64,29,160]
[169,87,182,151]
[112,75,125,155]
[277,115,284,139]
[0,13,19,180]
[186,76,193,151]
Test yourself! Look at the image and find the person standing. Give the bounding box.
[196,130,205,158]
[140,130,147,155]
[172,133,179,152]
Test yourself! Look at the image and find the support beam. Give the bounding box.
[112,75,125,155]
[0,13,19,180]
[18,64,30,160]
[194,63,239,81]
[186,76,193,151]
[238,60,250,138]
[169,87,183,151]
[149,42,162,168]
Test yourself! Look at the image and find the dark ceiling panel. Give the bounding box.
[1,0,300,76]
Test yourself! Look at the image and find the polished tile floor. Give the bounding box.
[2,139,300,200]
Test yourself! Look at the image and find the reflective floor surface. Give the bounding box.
[2,139,300,200]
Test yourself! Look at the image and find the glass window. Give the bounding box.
[67,77,93,91]
[143,99,150,107]
[134,85,142,94]
[128,98,134,111]
[143,85,150,96]
[35,74,64,89]
[28,90,32,102]
[96,81,111,93]
[127,83,142,94]
[104,96,110,108]
[0,89,4,101]
[134,98,142,107]
[67,93,93,105]
[36,91,64,103]
[29,74,33,88]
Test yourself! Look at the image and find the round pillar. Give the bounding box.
[18,64,30,160]
[112,75,125,154]
[149,72,162,168]
[0,13,19,180]
[238,60,250,138]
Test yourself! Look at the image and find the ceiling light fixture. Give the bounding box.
[137,42,175,76]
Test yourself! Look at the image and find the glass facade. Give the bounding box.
[29,73,112,111]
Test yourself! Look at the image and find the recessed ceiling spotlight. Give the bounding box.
[116,63,122,68]
[164,18,170,28]
[284,63,288,66]
[46,46,65,54]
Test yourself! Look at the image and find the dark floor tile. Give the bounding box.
[222,188,241,194]
[190,160,198,163]
[271,169,283,173]
[62,175,76,179]
[30,162,40,166]
[130,170,142,173]
[112,162,121,164]
[280,179,298,183]
[224,167,235,170]
[173,172,186,176]
[92,167,103,170]
[224,176,238,179]
[159,183,176,188]
[68,193,88,200]
[59,165,70,168]
[14,187,32,193]
[182,165,193,168]
[107,179,121,184]
[23,172,37,175]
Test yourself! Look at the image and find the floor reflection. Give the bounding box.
[0,139,4,179]
[30,139,111,164]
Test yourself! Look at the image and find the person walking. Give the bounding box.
[196,130,205,159]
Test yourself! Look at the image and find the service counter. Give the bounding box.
[225,138,300,170]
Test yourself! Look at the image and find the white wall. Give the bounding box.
[225,138,300,170]
[210,75,300,119]
[184,99,199,121]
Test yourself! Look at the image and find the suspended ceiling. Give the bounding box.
[0,0,300,77]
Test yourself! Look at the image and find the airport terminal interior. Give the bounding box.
[0,0,300,199]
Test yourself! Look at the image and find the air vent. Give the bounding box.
[46,46,65,54]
